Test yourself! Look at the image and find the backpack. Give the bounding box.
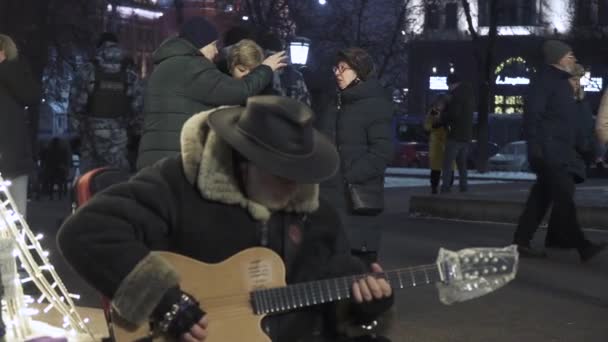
[86,61,130,118]
[71,167,130,335]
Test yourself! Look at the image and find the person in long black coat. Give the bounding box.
[0,34,41,217]
[513,40,605,262]
[318,47,394,259]
[544,64,597,247]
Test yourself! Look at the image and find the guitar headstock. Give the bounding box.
[435,245,518,305]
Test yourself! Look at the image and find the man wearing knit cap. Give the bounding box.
[513,40,606,261]
[542,39,575,70]
[439,72,474,193]
[137,16,287,170]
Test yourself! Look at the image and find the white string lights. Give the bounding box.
[0,173,95,340]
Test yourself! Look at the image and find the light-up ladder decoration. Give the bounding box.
[0,173,95,340]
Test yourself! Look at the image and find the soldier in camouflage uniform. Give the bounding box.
[68,32,143,174]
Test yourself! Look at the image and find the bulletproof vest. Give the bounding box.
[87,62,130,118]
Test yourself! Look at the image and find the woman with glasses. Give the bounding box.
[318,47,393,267]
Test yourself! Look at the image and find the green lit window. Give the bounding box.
[494,95,523,114]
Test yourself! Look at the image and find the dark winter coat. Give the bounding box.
[0,59,40,179]
[569,97,595,183]
[440,82,475,143]
[523,66,579,173]
[58,109,391,341]
[136,37,273,170]
[319,79,394,208]
[318,79,394,211]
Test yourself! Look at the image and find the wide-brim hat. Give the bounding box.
[207,96,339,183]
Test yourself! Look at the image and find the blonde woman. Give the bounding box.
[227,39,264,79]
[596,88,608,145]
[0,34,40,217]
[424,94,456,194]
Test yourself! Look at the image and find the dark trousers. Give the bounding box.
[431,170,454,190]
[513,165,589,248]
[441,140,469,192]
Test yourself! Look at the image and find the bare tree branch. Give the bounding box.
[355,0,369,45]
[460,0,478,39]
[377,0,409,77]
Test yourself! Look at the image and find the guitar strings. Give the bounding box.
[190,264,440,309]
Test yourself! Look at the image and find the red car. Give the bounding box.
[391,141,429,168]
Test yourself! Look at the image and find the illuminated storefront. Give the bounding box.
[493,57,534,114]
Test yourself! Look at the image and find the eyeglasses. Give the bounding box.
[333,65,352,74]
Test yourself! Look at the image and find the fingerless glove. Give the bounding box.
[152,287,206,338]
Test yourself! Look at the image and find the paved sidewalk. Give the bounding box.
[409,179,608,229]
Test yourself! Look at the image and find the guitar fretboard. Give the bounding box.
[251,264,441,315]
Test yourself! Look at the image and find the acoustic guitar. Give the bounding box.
[111,245,518,341]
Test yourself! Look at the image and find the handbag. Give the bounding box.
[346,183,384,216]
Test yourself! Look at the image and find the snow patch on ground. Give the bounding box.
[386,167,535,181]
[385,177,505,188]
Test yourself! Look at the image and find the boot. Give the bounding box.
[579,241,607,262]
[430,170,441,194]
[516,243,547,258]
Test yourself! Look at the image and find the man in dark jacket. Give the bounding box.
[58,96,393,342]
[513,40,606,261]
[439,73,474,193]
[136,16,287,170]
[0,34,41,217]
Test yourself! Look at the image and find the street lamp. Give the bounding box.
[289,37,311,66]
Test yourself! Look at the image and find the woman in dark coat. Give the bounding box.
[318,47,394,259]
[0,34,40,217]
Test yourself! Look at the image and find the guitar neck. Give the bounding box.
[251,263,442,315]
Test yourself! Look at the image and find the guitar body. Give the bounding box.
[111,247,286,342]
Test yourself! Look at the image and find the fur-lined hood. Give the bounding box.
[180,107,320,222]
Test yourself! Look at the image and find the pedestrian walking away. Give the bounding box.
[513,40,606,261]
